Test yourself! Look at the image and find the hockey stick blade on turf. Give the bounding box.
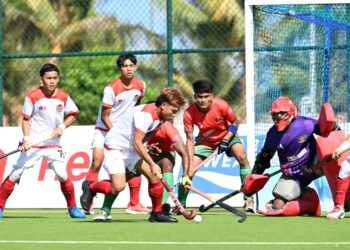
[199,189,241,213]
[185,185,246,223]
[158,175,196,220]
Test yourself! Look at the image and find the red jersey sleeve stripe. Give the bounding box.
[66,111,80,117]
[22,113,31,119]
[135,128,146,136]
[102,102,113,108]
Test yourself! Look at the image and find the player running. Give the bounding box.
[176,79,254,214]
[93,120,191,221]
[80,88,187,222]
[0,63,86,219]
[84,54,150,214]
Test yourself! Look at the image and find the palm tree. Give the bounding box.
[154,0,246,118]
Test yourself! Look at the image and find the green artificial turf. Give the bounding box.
[0,208,349,250]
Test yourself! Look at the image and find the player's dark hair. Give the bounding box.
[39,63,60,77]
[116,54,137,67]
[192,79,214,94]
[155,88,186,108]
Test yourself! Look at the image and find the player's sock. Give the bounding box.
[90,180,114,195]
[335,177,350,207]
[101,194,119,215]
[0,177,15,209]
[86,169,99,182]
[162,172,174,204]
[178,184,189,206]
[148,181,163,213]
[240,166,252,200]
[128,175,141,206]
[60,179,76,209]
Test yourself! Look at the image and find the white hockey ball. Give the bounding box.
[194,215,202,223]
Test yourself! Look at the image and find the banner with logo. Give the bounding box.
[0,125,334,211]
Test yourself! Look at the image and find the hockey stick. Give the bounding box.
[0,134,54,160]
[158,174,197,220]
[199,147,350,213]
[185,185,247,223]
[173,149,218,188]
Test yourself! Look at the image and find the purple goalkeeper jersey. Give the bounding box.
[265,116,318,177]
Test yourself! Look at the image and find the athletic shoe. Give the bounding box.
[83,201,95,215]
[162,203,171,215]
[148,211,178,223]
[244,197,255,213]
[80,181,95,212]
[125,203,151,214]
[68,206,86,219]
[93,210,112,222]
[327,206,345,220]
[0,208,3,219]
[344,200,350,212]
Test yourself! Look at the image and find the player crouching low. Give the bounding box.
[252,97,326,217]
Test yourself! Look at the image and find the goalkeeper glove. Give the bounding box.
[218,139,229,154]
[181,174,192,186]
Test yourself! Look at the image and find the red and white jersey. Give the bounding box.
[22,87,79,147]
[183,98,235,147]
[148,121,183,152]
[95,77,146,131]
[104,103,162,151]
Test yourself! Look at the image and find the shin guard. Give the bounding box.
[148,181,163,213]
[0,177,15,209]
[60,179,76,209]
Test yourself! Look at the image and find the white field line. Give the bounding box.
[0,240,350,245]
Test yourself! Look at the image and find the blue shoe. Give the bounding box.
[0,208,3,219]
[69,206,86,219]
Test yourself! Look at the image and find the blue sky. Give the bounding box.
[96,0,166,36]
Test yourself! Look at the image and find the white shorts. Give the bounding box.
[14,147,65,169]
[103,148,140,175]
[339,157,350,179]
[91,129,107,149]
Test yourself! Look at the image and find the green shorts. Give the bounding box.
[194,136,243,160]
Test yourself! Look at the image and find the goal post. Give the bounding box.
[245,0,350,210]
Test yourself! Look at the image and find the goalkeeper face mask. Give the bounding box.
[270,96,297,131]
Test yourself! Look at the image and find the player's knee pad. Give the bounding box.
[272,178,301,201]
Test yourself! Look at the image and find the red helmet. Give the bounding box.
[270,96,297,131]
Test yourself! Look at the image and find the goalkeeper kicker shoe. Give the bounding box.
[327,206,345,220]
[80,181,95,212]
[149,211,178,223]
[93,210,112,222]
[69,206,86,219]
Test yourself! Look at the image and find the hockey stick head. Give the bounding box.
[199,204,207,213]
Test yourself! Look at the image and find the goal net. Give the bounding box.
[245,0,350,210]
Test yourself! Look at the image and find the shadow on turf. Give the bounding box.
[77,219,150,223]
[3,216,48,219]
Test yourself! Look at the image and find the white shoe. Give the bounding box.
[244,197,255,213]
[327,206,345,220]
[93,210,112,222]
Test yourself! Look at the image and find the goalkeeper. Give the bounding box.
[252,96,339,216]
